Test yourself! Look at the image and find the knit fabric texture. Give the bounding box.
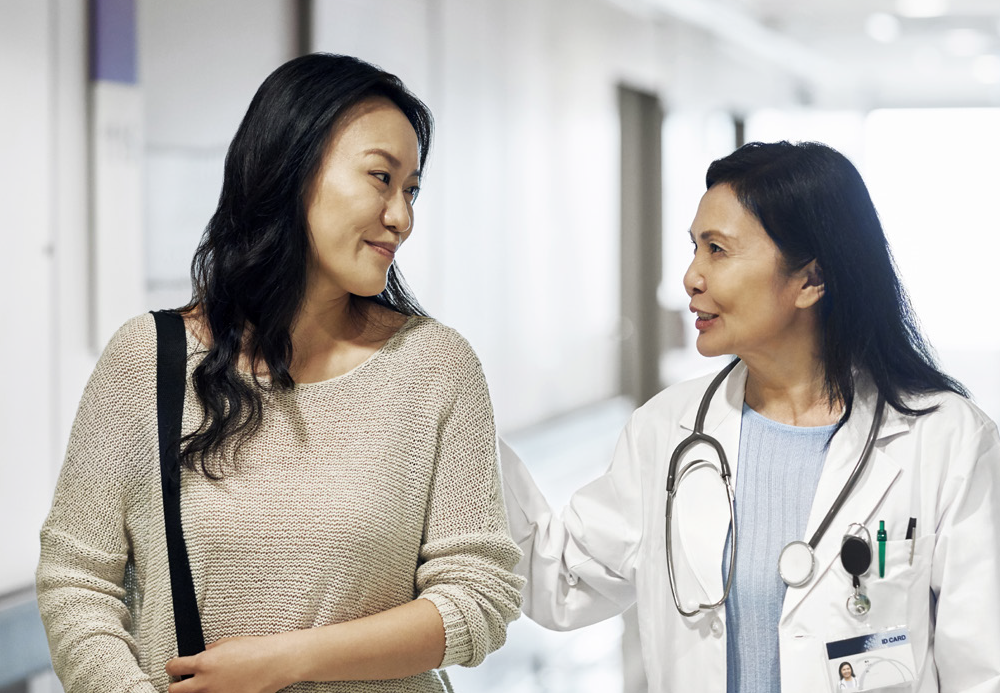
[36,312,524,693]
[722,403,835,693]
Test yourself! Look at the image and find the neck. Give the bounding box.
[293,287,362,349]
[287,282,405,384]
[741,343,840,428]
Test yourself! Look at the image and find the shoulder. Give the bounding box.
[902,388,999,445]
[70,313,161,444]
[392,316,482,368]
[382,317,493,405]
[94,312,160,376]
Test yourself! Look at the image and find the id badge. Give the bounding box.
[825,627,916,691]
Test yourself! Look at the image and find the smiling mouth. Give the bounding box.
[366,241,397,259]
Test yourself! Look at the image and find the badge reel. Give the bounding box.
[841,525,873,617]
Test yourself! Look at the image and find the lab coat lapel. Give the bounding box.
[780,386,909,620]
[674,362,747,605]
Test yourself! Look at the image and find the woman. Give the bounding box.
[839,661,859,689]
[502,141,1000,692]
[36,54,522,693]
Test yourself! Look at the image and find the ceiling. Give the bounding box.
[629,0,1000,108]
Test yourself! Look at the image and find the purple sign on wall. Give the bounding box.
[90,0,137,84]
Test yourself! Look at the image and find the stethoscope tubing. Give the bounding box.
[805,395,885,551]
[665,358,741,494]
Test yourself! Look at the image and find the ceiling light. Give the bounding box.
[972,55,1000,84]
[866,13,902,43]
[944,29,991,58]
[896,0,948,18]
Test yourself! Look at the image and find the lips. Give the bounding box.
[690,305,718,320]
[690,305,719,331]
[366,241,397,259]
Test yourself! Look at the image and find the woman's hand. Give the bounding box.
[165,635,298,693]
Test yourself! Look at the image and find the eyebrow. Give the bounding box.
[363,148,420,179]
[689,229,735,243]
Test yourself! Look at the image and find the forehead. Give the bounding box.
[691,184,771,246]
[324,97,420,171]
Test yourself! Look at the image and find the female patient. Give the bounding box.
[37,53,522,693]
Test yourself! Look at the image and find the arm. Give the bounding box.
[35,317,158,693]
[165,599,444,691]
[931,418,1000,692]
[501,419,643,631]
[411,340,524,668]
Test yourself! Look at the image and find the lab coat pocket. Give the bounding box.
[865,535,934,654]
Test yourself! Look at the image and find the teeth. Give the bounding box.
[697,312,717,320]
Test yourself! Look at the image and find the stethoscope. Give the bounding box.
[664,358,885,618]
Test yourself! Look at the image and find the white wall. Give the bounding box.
[0,0,56,596]
[139,0,299,310]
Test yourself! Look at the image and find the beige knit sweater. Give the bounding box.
[37,312,523,693]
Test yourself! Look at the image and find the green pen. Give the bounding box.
[877,520,887,578]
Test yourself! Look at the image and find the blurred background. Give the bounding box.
[2,0,999,691]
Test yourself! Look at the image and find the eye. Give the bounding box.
[709,242,723,254]
[405,185,421,203]
[371,171,390,185]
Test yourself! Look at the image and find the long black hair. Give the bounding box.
[178,53,433,476]
[705,141,966,426]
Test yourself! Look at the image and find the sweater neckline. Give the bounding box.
[183,315,422,390]
[293,315,421,389]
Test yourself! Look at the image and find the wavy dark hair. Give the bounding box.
[705,141,966,427]
[177,53,433,476]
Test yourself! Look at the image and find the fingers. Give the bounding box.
[165,655,193,678]
[165,656,198,692]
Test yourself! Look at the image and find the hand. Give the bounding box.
[165,635,297,693]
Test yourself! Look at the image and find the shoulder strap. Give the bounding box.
[151,310,206,657]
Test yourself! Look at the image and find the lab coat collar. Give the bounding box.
[679,360,748,435]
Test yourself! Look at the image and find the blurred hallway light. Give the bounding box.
[896,0,948,19]
[866,12,902,44]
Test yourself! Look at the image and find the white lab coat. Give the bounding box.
[502,362,1000,692]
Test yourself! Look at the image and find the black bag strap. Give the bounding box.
[152,310,206,657]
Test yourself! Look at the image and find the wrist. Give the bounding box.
[264,631,310,688]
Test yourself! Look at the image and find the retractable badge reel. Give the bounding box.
[841,524,872,617]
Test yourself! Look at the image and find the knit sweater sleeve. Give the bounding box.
[414,333,524,669]
[36,315,158,693]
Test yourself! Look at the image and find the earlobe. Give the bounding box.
[795,260,825,309]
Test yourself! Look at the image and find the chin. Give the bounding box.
[695,340,721,358]
[350,277,390,298]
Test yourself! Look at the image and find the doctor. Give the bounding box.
[502,141,1000,692]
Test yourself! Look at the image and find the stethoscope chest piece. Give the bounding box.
[778,540,816,587]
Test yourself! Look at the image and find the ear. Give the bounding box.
[794,260,825,309]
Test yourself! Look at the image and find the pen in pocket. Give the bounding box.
[905,517,917,566]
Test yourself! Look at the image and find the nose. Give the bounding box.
[683,255,704,297]
[383,190,413,236]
